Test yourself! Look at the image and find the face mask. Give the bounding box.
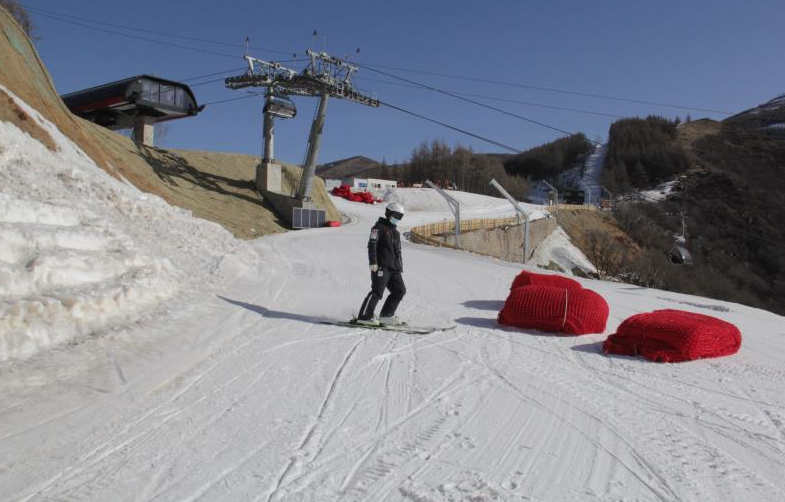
[389,217,400,225]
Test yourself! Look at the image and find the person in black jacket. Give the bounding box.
[357,202,406,325]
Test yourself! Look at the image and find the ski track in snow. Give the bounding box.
[2,95,785,500]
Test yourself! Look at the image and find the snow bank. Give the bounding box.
[0,85,251,361]
[530,226,596,274]
[381,187,548,225]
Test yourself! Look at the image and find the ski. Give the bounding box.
[320,319,456,335]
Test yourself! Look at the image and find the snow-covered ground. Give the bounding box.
[2,91,785,501]
[0,85,253,362]
[381,187,548,227]
[639,179,679,202]
[578,144,606,205]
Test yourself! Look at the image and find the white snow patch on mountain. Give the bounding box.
[639,179,679,202]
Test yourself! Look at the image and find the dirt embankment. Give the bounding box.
[0,8,339,238]
[556,208,640,264]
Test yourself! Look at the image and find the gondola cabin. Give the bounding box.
[669,243,693,265]
[264,95,297,119]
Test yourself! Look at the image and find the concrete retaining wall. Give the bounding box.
[418,217,558,263]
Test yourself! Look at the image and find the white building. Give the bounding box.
[341,177,397,194]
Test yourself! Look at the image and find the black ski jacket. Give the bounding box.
[368,217,403,272]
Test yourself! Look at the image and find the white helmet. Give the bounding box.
[385,201,405,221]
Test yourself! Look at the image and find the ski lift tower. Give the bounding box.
[226,50,379,226]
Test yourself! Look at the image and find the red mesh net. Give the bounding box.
[331,186,380,204]
[510,270,581,291]
[603,309,742,362]
[498,285,567,332]
[563,288,609,335]
[497,285,608,335]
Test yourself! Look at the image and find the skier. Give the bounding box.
[356,202,406,326]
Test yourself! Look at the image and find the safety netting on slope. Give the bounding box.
[331,186,380,204]
[497,284,609,335]
[603,309,742,362]
[509,270,582,291]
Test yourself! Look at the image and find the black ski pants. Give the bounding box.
[358,268,406,320]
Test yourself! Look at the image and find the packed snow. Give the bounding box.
[530,226,596,274]
[0,85,253,361]
[2,90,785,501]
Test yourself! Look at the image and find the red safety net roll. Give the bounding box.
[497,285,608,335]
[331,186,379,204]
[563,288,609,335]
[603,309,742,362]
[498,285,568,333]
[510,270,581,291]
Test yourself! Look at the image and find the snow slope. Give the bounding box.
[578,144,606,205]
[2,92,785,501]
[0,85,253,361]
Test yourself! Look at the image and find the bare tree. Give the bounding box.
[0,0,34,38]
[584,230,624,279]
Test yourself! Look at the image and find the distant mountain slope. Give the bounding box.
[607,117,785,315]
[316,155,382,179]
[725,93,785,131]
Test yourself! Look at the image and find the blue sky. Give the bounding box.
[24,0,785,164]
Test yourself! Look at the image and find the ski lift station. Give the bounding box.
[62,75,204,147]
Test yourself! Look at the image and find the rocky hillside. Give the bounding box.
[0,8,339,238]
[606,113,785,315]
[725,93,785,132]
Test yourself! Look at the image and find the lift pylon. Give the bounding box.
[226,50,379,204]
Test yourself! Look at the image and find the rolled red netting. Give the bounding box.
[563,288,609,335]
[603,309,742,362]
[510,270,581,292]
[498,285,568,333]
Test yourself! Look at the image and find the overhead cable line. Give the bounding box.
[23,3,294,55]
[354,61,733,115]
[356,75,623,119]
[202,93,264,106]
[358,64,577,138]
[200,90,523,153]
[29,10,240,59]
[377,100,523,153]
[188,76,234,88]
[27,3,729,117]
[179,67,246,82]
[28,4,728,117]
[185,59,308,87]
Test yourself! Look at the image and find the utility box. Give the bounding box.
[292,207,326,229]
